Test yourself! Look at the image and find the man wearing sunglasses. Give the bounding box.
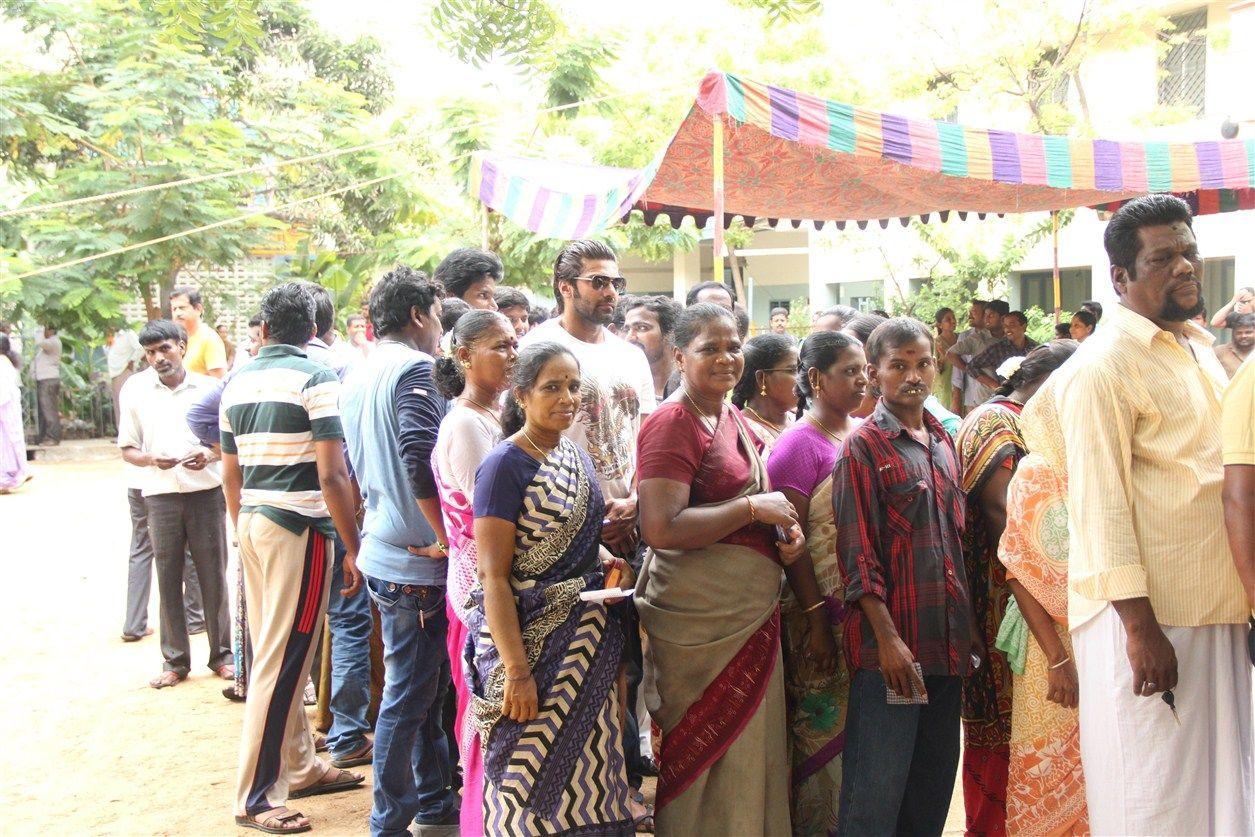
[523,242,655,562]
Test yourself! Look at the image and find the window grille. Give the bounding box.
[1158,8,1207,116]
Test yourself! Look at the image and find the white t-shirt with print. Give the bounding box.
[520,318,656,501]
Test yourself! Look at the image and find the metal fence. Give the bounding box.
[20,377,117,443]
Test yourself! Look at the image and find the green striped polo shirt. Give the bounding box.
[220,344,343,536]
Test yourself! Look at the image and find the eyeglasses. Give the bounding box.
[576,274,627,293]
[764,366,799,377]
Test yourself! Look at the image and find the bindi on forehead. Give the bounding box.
[1138,223,1196,252]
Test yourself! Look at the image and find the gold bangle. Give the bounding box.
[801,600,826,615]
[746,495,758,523]
[1048,656,1071,670]
[506,671,532,682]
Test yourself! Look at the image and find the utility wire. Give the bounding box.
[9,153,464,282]
[0,83,689,220]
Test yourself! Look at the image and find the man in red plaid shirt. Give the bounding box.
[833,317,980,836]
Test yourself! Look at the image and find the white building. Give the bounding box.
[620,0,1253,333]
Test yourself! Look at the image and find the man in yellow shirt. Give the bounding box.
[1053,195,1252,834]
[170,287,227,379]
[1222,357,1254,610]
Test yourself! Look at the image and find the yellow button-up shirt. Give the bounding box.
[1222,357,1254,466]
[1052,302,1247,629]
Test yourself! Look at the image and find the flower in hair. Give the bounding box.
[996,355,1025,381]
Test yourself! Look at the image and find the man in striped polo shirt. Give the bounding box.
[220,282,366,835]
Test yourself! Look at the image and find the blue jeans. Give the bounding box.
[326,538,373,758]
[366,576,459,836]
[837,669,961,836]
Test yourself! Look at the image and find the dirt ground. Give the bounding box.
[6,457,963,835]
[5,459,372,835]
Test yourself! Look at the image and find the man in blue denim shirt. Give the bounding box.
[340,266,459,836]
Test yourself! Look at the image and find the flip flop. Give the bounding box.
[149,671,186,689]
[288,768,364,799]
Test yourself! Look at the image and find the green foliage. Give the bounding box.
[250,0,394,114]
[730,0,821,23]
[893,211,1073,325]
[785,296,813,334]
[150,0,265,53]
[0,0,416,344]
[545,39,615,116]
[430,0,558,70]
[1024,305,1066,345]
[890,0,1164,135]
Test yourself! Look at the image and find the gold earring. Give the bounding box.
[759,383,767,396]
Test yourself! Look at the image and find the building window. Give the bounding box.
[1158,8,1207,117]
[1015,267,1092,314]
[768,299,791,313]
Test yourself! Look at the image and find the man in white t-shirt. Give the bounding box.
[520,240,655,554]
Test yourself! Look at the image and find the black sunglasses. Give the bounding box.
[576,274,627,293]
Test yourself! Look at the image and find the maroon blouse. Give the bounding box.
[636,400,777,560]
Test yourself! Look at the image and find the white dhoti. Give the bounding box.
[1073,605,1253,836]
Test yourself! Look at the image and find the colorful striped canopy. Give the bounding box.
[471,71,1255,238]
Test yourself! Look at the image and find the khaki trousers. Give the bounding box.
[234,512,333,817]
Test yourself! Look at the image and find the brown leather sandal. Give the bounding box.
[234,807,311,834]
[288,766,365,799]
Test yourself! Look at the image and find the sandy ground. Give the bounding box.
[5,459,372,835]
[7,457,964,835]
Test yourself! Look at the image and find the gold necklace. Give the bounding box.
[744,404,783,433]
[682,388,719,434]
[460,394,500,422]
[806,412,848,446]
[521,426,557,458]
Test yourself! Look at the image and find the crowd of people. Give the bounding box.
[9,190,1249,836]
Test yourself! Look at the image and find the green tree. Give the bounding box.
[1,0,414,340]
[891,211,1072,325]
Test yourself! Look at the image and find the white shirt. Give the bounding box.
[106,330,144,379]
[117,368,222,496]
[33,334,61,381]
[520,318,656,501]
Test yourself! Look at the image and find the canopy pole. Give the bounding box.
[1051,210,1061,324]
[712,114,725,284]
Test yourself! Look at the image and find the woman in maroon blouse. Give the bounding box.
[635,303,806,836]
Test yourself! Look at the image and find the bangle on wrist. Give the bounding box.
[746,495,758,524]
[435,540,448,554]
[1048,655,1071,670]
[801,599,826,615]
[506,670,532,682]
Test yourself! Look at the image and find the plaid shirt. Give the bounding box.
[833,400,974,677]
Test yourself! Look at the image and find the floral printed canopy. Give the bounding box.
[470,71,1255,238]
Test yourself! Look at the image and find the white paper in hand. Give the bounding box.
[578,587,634,603]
